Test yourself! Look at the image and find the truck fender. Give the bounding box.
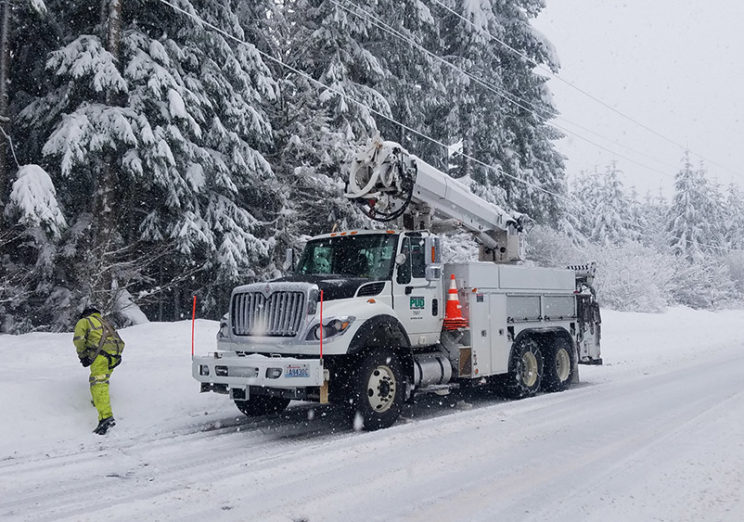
[348,314,414,382]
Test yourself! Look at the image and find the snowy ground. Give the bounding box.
[1,308,743,521]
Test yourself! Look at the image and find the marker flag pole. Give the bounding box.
[319,290,324,361]
[191,295,197,359]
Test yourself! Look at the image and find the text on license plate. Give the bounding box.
[285,365,310,378]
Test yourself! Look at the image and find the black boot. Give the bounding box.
[94,417,116,435]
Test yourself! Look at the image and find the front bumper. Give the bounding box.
[192,352,326,389]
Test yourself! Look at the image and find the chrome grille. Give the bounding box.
[232,291,305,337]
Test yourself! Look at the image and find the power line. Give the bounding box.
[427,0,742,179]
[155,0,728,253]
[334,0,678,178]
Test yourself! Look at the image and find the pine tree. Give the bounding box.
[639,188,670,251]
[432,0,566,223]
[703,176,728,255]
[268,0,389,257]
[1,163,64,332]
[13,0,281,325]
[668,154,710,262]
[591,162,630,245]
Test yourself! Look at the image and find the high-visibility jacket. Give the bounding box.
[73,313,125,362]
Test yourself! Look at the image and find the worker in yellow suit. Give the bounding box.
[73,307,125,435]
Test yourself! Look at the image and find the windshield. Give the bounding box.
[296,234,398,280]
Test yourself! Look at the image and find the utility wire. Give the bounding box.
[341,0,732,250]
[427,0,741,179]
[333,0,678,178]
[155,0,725,253]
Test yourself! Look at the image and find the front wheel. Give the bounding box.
[234,395,290,417]
[348,350,405,431]
[502,339,544,399]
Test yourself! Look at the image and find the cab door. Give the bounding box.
[392,233,442,346]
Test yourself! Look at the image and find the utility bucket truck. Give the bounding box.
[192,139,602,430]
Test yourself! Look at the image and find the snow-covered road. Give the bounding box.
[1,308,743,521]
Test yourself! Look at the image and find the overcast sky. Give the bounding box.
[533,0,744,197]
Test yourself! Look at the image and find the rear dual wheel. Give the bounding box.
[542,340,575,392]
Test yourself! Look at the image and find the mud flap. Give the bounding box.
[319,369,330,404]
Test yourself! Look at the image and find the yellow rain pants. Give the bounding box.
[89,355,114,420]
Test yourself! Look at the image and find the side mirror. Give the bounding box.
[395,253,407,266]
[425,265,442,281]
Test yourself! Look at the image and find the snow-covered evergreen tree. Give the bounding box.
[1,164,63,332]
[639,188,670,251]
[668,154,709,263]
[702,176,728,255]
[571,163,631,246]
[266,0,392,260]
[432,0,566,222]
[12,0,281,324]
[588,162,630,245]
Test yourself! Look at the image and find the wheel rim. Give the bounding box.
[520,352,539,388]
[555,348,571,382]
[366,365,397,412]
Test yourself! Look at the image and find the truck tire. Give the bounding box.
[234,396,290,417]
[542,339,574,393]
[503,338,543,399]
[349,349,405,431]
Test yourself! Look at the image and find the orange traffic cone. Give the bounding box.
[443,274,468,330]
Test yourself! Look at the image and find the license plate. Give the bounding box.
[285,365,310,378]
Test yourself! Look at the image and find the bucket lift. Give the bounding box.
[345,138,528,263]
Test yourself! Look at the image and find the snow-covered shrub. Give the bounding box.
[526,226,674,313]
[525,225,583,268]
[584,241,674,313]
[671,256,737,309]
[723,250,744,296]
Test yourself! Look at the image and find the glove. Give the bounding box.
[80,356,93,367]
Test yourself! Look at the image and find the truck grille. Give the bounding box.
[232,291,305,337]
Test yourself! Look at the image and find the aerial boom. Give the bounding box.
[346,138,526,262]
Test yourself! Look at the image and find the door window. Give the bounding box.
[397,238,411,284]
[410,237,426,279]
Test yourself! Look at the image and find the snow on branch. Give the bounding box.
[47,35,127,94]
[5,165,67,238]
[29,0,47,14]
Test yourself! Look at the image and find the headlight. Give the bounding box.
[305,316,355,341]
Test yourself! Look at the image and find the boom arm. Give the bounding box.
[346,138,526,263]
